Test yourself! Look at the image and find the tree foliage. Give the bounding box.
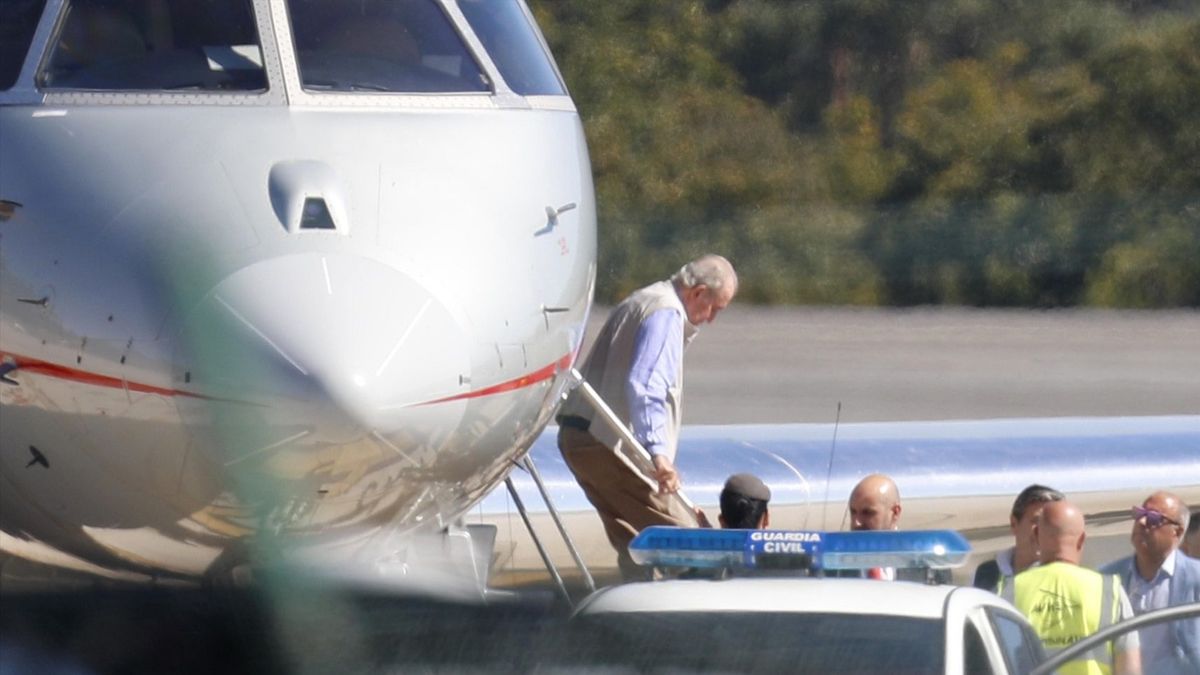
[532,0,1200,307]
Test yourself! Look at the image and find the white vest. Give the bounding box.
[560,280,696,461]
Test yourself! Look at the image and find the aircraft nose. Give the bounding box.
[183,253,470,434]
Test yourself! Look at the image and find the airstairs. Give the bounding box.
[501,368,699,607]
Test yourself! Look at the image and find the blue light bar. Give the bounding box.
[821,530,970,570]
[628,527,821,569]
[628,527,970,572]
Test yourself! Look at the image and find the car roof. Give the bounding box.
[576,577,983,619]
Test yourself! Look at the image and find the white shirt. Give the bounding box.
[995,547,1016,577]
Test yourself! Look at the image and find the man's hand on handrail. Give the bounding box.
[652,454,681,494]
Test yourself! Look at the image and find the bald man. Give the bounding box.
[848,473,901,532]
[844,474,915,581]
[1101,491,1200,674]
[1002,501,1141,675]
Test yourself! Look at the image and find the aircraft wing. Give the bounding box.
[481,415,1200,584]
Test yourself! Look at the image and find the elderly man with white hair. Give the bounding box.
[556,254,737,580]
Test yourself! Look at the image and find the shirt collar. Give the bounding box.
[667,283,700,344]
[1161,549,1178,577]
[996,547,1016,576]
[1134,549,1177,584]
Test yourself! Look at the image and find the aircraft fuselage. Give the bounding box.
[0,0,595,580]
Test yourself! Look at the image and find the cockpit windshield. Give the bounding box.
[0,0,47,90]
[456,0,564,96]
[286,0,490,94]
[40,0,266,91]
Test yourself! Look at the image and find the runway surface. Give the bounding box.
[580,306,1200,425]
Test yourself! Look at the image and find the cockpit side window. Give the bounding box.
[0,0,48,90]
[286,0,489,94]
[456,0,564,96]
[39,0,265,91]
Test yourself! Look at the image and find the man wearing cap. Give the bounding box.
[556,254,738,579]
[718,473,771,529]
[974,484,1066,592]
[1100,491,1200,674]
[1002,500,1141,675]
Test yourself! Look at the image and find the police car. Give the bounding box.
[560,527,1049,674]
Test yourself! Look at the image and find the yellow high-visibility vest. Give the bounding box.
[1000,562,1122,675]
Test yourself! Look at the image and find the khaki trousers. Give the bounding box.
[557,425,696,580]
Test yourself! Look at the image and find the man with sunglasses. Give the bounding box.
[1101,491,1200,675]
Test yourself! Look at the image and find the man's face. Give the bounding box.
[1012,503,1048,552]
[682,285,732,325]
[1131,494,1184,560]
[849,493,898,531]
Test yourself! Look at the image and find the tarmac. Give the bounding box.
[596,306,1200,425]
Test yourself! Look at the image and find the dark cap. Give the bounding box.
[723,473,771,502]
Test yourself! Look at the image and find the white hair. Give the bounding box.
[671,254,738,294]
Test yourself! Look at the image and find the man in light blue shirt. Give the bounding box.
[625,307,685,484]
[556,254,737,579]
[1101,491,1200,675]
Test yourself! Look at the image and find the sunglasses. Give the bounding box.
[1131,505,1181,530]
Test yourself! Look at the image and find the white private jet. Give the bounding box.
[1,0,595,585]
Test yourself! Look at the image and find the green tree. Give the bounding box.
[535,1,828,301]
[533,0,1200,307]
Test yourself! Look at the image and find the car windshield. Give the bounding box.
[557,612,945,674]
[286,0,489,93]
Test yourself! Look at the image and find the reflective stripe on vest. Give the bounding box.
[1002,563,1120,675]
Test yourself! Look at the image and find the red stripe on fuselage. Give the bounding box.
[0,351,209,399]
[1,351,577,406]
[414,353,574,406]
